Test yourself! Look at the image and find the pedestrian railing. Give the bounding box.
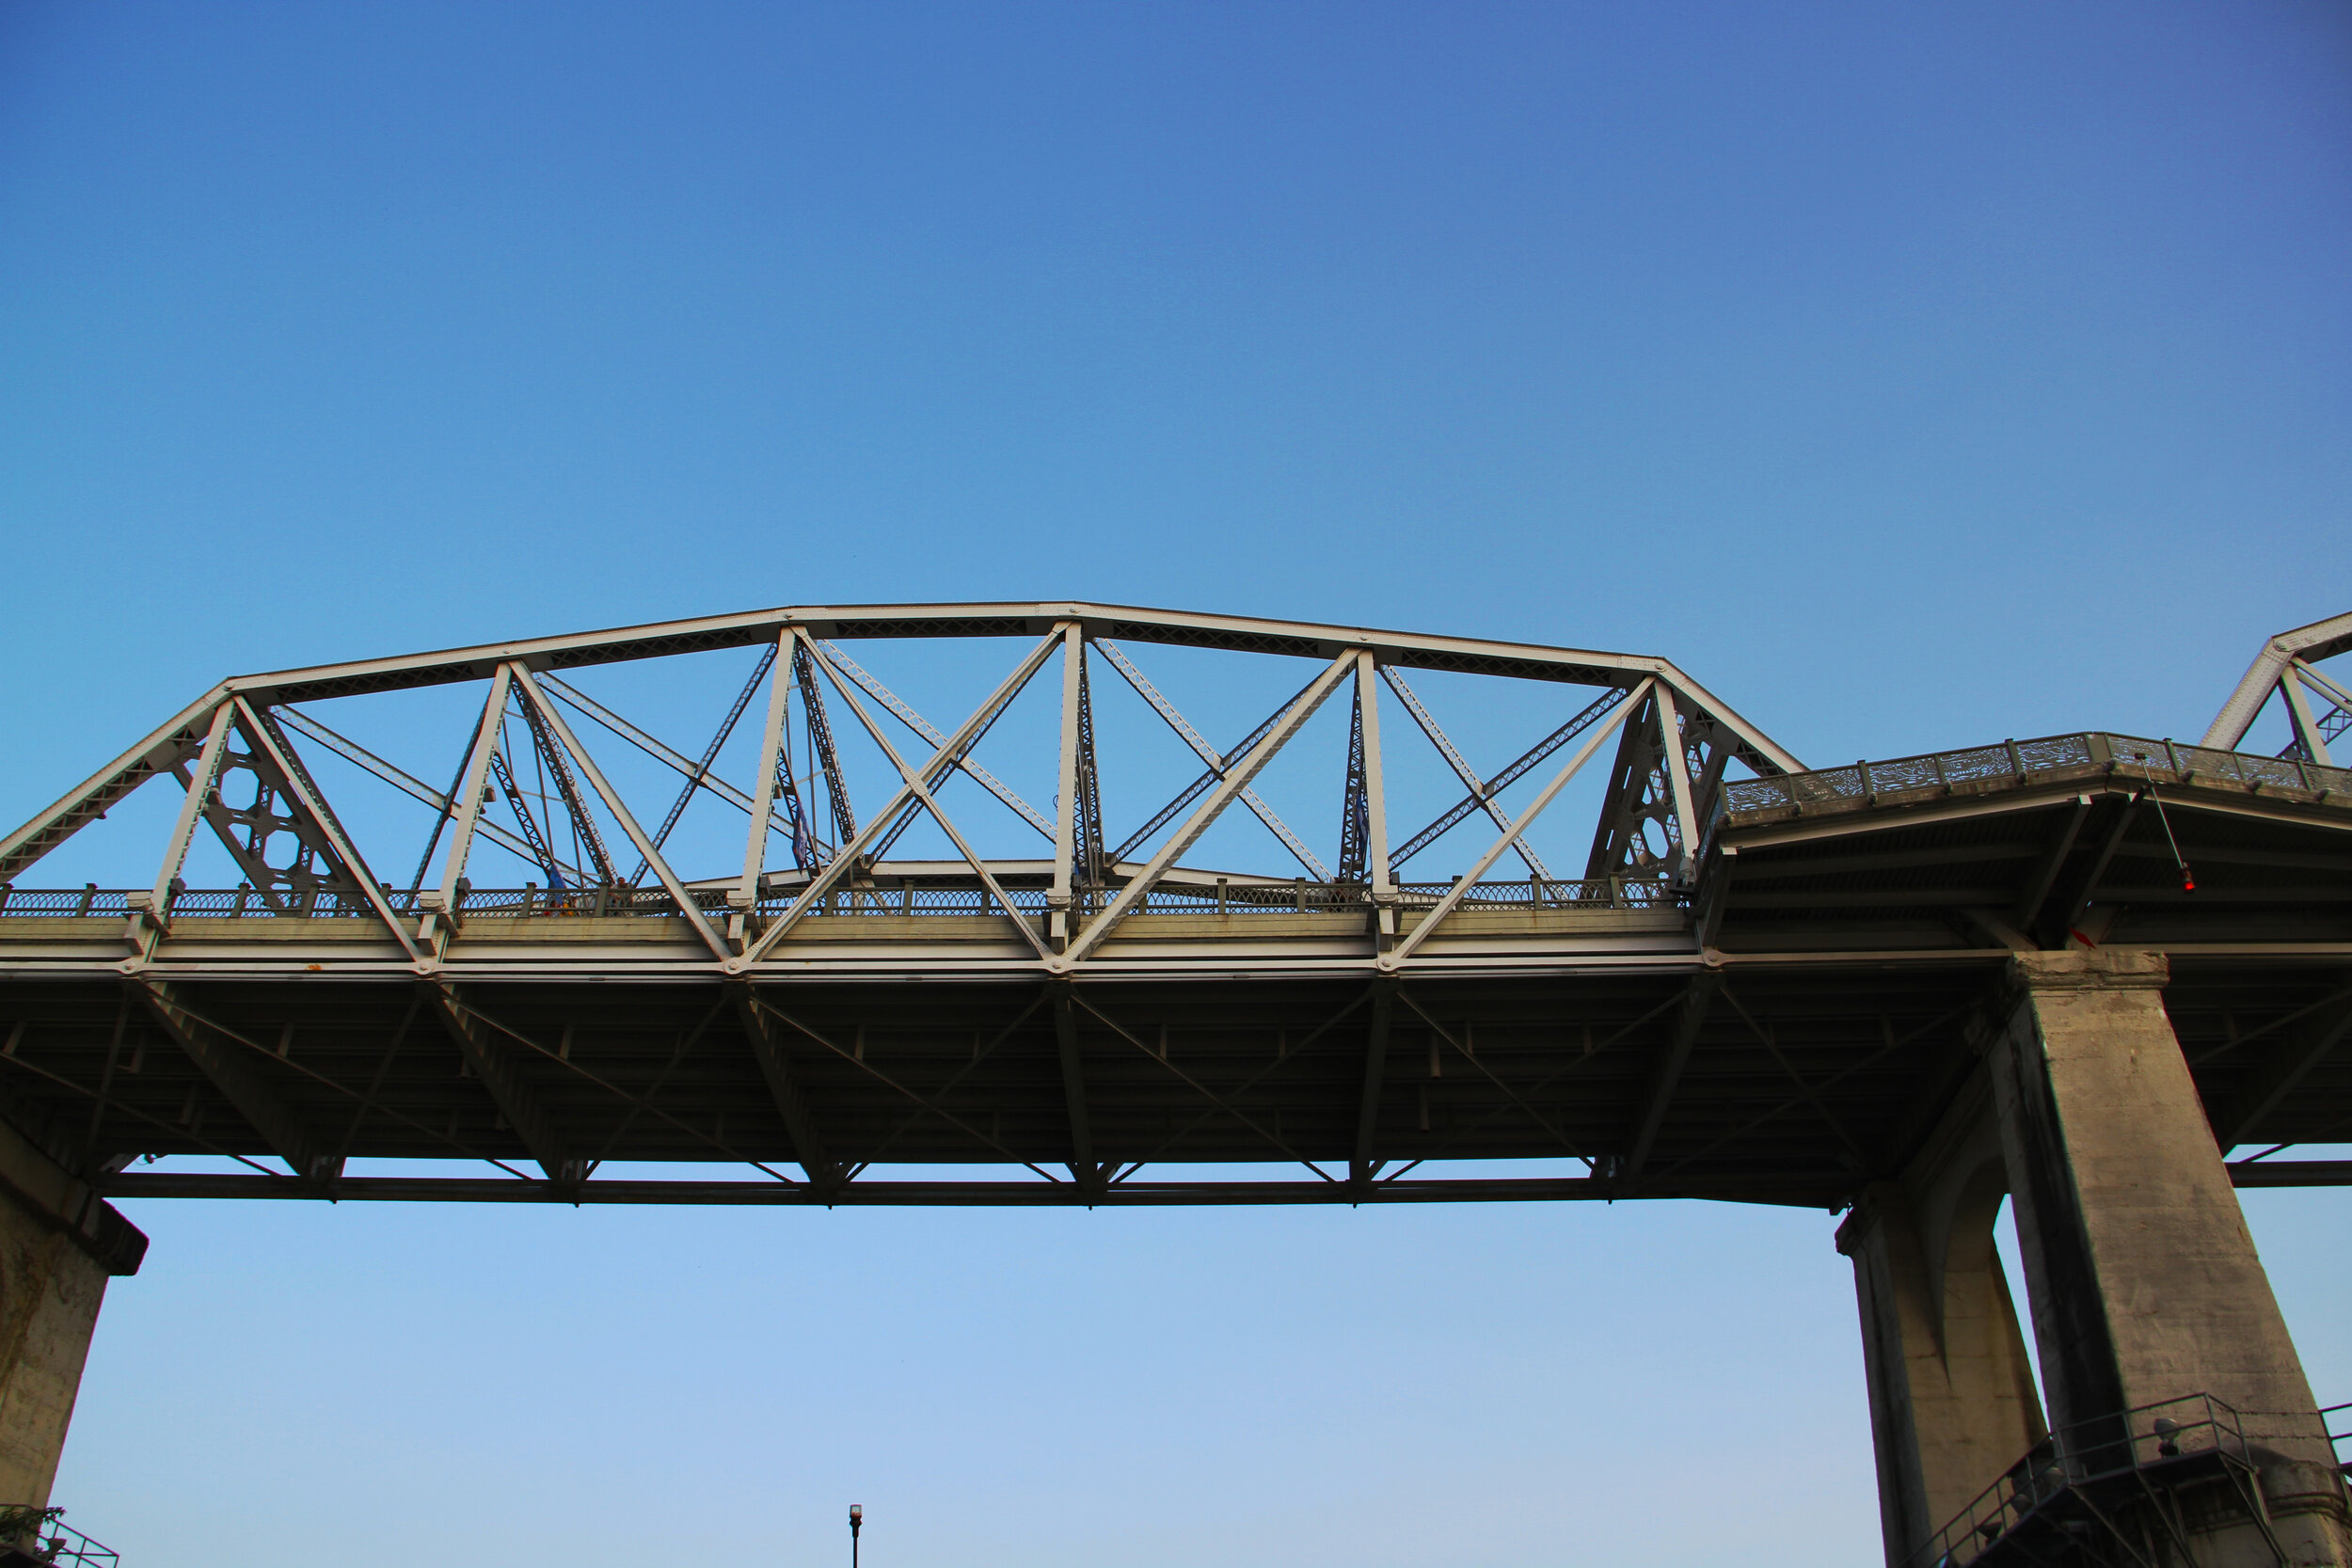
[0,1506,118,1567]
[1724,731,2352,822]
[0,876,1680,924]
[1902,1392,2285,1568]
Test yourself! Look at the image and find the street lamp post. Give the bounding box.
[850,1503,863,1568]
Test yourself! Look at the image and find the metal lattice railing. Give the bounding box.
[1724,732,2352,820]
[0,877,1682,921]
[0,1507,118,1567]
[1901,1392,2276,1568]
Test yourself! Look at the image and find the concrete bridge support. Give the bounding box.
[0,1118,144,1509]
[1990,949,2348,1564]
[1846,949,2349,1565]
[1840,1074,2048,1564]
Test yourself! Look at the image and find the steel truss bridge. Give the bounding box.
[0,603,2346,1213]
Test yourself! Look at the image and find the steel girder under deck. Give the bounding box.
[1,604,2348,1210]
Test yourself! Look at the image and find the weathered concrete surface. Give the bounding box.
[0,1117,144,1509]
[1841,1073,2046,1565]
[1988,949,2349,1565]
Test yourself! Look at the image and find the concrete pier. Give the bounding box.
[1851,949,2349,1566]
[1988,949,2348,1564]
[1840,1073,2047,1564]
[0,1119,144,1509]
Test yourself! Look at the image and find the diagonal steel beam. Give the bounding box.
[1095,640,1330,879]
[819,640,1054,839]
[794,641,858,852]
[1104,683,1304,864]
[632,645,777,884]
[2279,665,2336,768]
[730,982,841,1193]
[434,667,520,909]
[1071,992,1328,1178]
[538,673,760,814]
[0,689,223,883]
[1052,984,1098,1192]
[800,633,1054,961]
[133,979,339,1181]
[738,631,799,904]
[735,628,1063,966]
[509,685,619,886]
[510,666,732,960]
[1380,668,1549,879]
[2221,976,2352,1148]
[2054,795,2142,938]
[1718,987,1873,1172]
[422,982,580,1183]
[147,702,237,911]
[234,699,422,958]
[1388,689,1624,874]
[860,994,1051,1167]
[2012,794,2092,928]
[1616,973,1722,1190]
[745,995,1062,1180]
[1652,684,1703,880]
[1063,648,1358,967]
[1383,681,1646,969]
[1397,990,1590,1161]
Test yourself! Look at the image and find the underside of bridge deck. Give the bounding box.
[3,602,2349,1563]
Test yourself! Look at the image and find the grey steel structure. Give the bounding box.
[0,602,2348,1565]
[0,600,2342,1207]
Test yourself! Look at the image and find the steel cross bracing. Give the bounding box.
[4,600,2348,1210]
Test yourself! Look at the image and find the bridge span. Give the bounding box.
[0,602,2346,1565]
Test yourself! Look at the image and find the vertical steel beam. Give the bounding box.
[1350,979,1396,1185]
[2280,669,2335,768]
[794,641,858,852]
[1357,653,1394,909]
[1653,684,1703,881]
[1051,623,1085,948]
[738,633,797,906]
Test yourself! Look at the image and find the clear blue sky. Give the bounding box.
[3,5,2348,1565]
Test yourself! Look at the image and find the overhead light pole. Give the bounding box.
[849,1503,863,1568]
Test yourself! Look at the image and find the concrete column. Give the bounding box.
[1839,1072,2046,1566]
[1987,949,2349,1563]
[0,1117,145,1509]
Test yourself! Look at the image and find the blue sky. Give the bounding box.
[4,4,2348,1565]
